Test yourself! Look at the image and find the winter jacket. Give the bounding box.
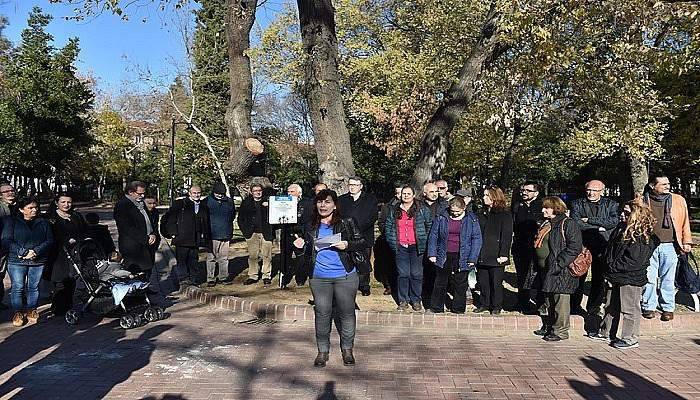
[377,197,400,235]
[426,210,482,272]
[604,223,658,287]
[85,224,116,256]
[512,197,544,253]
[163,197,211,247]
[476,208,513,267]
[570,197,619,253]
[385,202,433,255]
[644,193,693,249]
[1,216,53,266]
[338,191,379,249]
[113,196,156,271]
[45,209,87,282]
[298,219,367,277]
[425,198,448,219]
[206,195,236,241]
[541,215,583,294]
[237,196,276,241]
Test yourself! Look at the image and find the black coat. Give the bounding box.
[164,198,211,247]
[298,219,367,277]
[238,196,276,241]
[604,224,658,287]
[476,208,513,267]
[290,197,314,237]
[113,196,156,271]
[512,197,544,253]
[45,210,87,282]
[570,197,620,254]
[85,224,116,256]
[338,191,378,249]
[541,215,583,294]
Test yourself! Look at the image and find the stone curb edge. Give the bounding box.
[180,286,700,334]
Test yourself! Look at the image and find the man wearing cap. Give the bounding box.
[205,183,236,287]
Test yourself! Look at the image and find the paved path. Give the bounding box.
[0,295,699,400]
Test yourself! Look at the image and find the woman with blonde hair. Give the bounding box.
[590,199,658,349]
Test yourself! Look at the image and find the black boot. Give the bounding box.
[533,325,551,336]
[341,349,355,365]
[314,352,329,367]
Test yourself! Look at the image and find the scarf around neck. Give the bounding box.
[647,192,672,229]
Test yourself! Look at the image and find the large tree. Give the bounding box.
[296,0,355,191]
[0,7,93,183]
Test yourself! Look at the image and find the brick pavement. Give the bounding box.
[0,295,699,400]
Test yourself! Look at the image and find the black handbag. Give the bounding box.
[676,252,700,294]
[342,218,372,274]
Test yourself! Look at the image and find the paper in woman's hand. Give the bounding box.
[314,233,342,251]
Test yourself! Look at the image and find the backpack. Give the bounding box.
[561,218,592,277]
[676,252,700,294]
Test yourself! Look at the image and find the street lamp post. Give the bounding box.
[168,118,194,206]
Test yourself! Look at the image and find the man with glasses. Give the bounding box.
[435,179,452,201]
[0,182,17,309]
[570,180,619,323]
[162,185,211,286]
[114,181,159,280]
[238,183,276,286]
[338,176,378,296]
[512,181,544,313]
[571,180,620,324]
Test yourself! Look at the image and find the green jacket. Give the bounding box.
[385,201,433,255]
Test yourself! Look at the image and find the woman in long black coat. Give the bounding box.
[534,196,582,342]
[45,193,87,315]
[475,186,513,315]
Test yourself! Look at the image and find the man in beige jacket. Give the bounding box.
[642,175,693,321]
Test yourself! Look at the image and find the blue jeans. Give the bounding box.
[642,243,678,312]
[396,245,422,303]
[8,263,44,311]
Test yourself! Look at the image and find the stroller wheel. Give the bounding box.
[143,307,158,322]
[65,310,81,325]
[119,314,135,329]
[154,307,165,320]
[133,314,144,327]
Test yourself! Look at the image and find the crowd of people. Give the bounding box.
[0,173,694,366]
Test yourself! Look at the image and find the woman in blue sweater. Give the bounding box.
[293,189,366,367]
[1,197,53,327]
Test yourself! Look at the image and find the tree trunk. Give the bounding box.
[297,0,355,192]
[629,154,648,199]
[496,119,523,188]
[223,0,258,180]
[411,1,504,189]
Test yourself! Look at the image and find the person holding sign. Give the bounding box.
[293,189,366,367]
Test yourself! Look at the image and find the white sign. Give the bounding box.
[269,195,298,224]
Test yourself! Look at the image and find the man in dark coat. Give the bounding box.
[0,182,17,310]
[238,183,276,286]
[338,176,378,296]
[569,180,619,320]
[279,183,313,288]
[512,181,544,312]
[205,182,236,286]
[421,182,446,307]
[162,185,210,285]
[375,182,403,297]
[113,181,158,277]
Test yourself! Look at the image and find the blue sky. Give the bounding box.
[0,0,286,94]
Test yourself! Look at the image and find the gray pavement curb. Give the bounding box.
[179,285,700,334]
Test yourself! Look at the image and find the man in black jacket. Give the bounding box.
[162,185,210,285]
[238,183,276,286]
[114,181,158,278]
[338,176,378,296]
[281,183,313,288]
[570,180,619,321]
[0,182,17,310]
[512,181,544,312]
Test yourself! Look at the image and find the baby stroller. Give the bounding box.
[63,238,165,329]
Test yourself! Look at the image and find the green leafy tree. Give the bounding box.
[0,7,93,184]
